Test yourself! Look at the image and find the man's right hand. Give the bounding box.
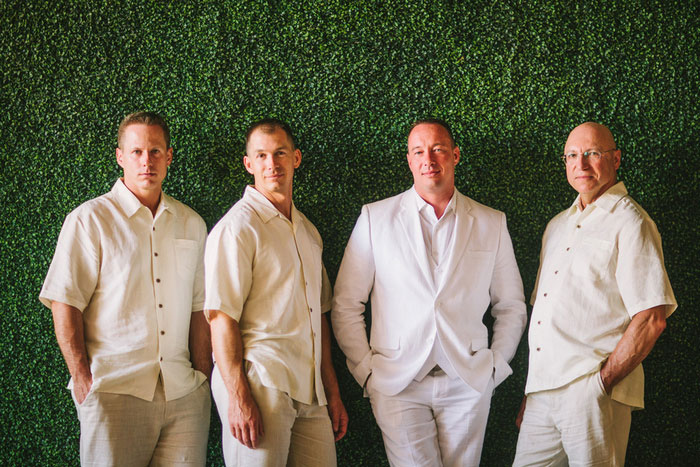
[229,390,264,449]
[515,395,527,430]
[73,372,93,404]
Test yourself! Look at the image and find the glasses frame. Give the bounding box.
[560,148,618,165]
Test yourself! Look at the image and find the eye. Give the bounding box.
[584,151,602,159]
[565,153,578,160]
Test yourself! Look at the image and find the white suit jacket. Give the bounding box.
[332,188,526,396]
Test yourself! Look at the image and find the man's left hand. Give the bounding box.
[326,394,349,441]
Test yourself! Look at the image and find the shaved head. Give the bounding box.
[566,122,616,150]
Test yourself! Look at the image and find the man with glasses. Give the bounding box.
[513,122,677,466]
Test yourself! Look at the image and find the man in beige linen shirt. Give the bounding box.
[205,119,348,466]
[40,112,212,466]
[513,122,677,466]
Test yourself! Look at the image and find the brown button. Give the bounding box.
[576,225,581,228]
[160,331,165,335]
[310,308,313,313]
[566,247,570,251]
[152,227,155,231]
[544,293,548,297]
[159,357,163,361]
[159,304,163,308]
[537,321,542,325]
[156,278,161,283]
[154,252,158,257]
[536,347,541,351]
[554,270,558,274]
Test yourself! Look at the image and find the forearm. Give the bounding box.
[51,301,92,382]
[600,305,667,392]
[209,310,252,399]
[189,311,213,379]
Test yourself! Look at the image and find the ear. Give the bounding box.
[116,148,124,169]
[166,147,173,167]
[453,146,461,165]
[613,149,621,170]
[243,155,255,175]
[293,149,302,169]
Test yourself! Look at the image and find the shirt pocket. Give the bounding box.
[571,237,614,281]
[174,239,199,278]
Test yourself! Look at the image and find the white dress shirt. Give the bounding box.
[413,188,460,381]
[204,186,331,405]
[525,182,676,408]
[40,179,208,401]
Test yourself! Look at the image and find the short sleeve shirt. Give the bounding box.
[204,186,331,405]
[40,179,208,401]
[525,182,676,408]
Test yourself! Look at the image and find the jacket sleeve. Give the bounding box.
[489,212,527,387]
[331,205,376,387]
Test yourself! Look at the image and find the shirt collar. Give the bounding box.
[244,185,298,225]
[412,186,457,220]
[568,181,628,215]
[112,179,170,219]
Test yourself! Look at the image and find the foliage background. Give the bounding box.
[1,0,698,465]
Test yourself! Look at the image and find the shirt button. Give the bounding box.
[159,357,163,361]
[159,304,163,308]
[156,278,161,283]
[152,227,155,231]
[310,308,313,313]
[537,321,542,325]
[536,347,541,351]
[543,293,548,297]
[554,270,558,274]
[160,330,165,335]
[566,247,570,251]
[576,225,581,228]
[154,252,158,257]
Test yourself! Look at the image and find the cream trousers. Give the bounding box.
[211,362,336,467]
[73,378,211,466]
[514,372,632,467]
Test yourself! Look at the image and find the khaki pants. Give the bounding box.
[368,368,494,467]
[211,362,337,467]
[73,379,211,467]
[514,372,632,467]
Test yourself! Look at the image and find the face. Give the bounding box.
[116,124,172,197]
[407,123,460,197]
[244,127,301,198]
[564,123,620,207]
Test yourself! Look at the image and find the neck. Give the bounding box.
[416,186,454,219]
[254,186,293,220]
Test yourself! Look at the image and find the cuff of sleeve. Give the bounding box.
[492,349,513,388]
[349,350,373,389]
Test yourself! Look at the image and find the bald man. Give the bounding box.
[513,122,677,466]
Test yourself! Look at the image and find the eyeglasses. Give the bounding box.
[560,148,617,165]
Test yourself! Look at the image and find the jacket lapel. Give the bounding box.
[437,192,473,294]
[397,191,435,291]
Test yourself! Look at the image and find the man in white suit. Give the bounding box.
[332,119,527,466]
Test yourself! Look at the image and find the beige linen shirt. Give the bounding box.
[40,179,208,401]
[204,186,331,405]
[525,182,676,408]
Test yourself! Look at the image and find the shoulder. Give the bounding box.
[363,190,408,216]
[612,194,651,225]
[458,192,505,221]
[64,191,116,225]
[209,197,261,239]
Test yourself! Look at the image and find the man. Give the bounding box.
[332,119,527,466]
[513,122,677,466]
[205,119,348,466]
[40,111,212,466]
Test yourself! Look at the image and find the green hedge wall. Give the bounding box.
[2,0,699,465]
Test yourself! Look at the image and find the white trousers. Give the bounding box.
[73,378,211,467]
[513,372,632,467]
[211,362,337,467]
[368,368,494,467]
